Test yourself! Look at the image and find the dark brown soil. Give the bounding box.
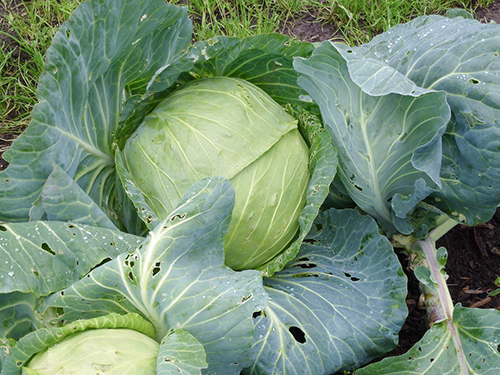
[2,0,500,371]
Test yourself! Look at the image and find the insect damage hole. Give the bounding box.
[253,311,265,318]
[88,257,112,272]
[296,259,317,269]
[41,242,56,256]
[152,261,161,277]
[289,326,306,343]
[343,272,360,282]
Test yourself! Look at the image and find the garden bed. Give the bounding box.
[1,0,500,373]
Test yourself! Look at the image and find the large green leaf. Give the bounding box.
[157,330,208,375]
[156,34,317,111]
[356,304,500,375]
[0,292,37,341]
[332,15,500,225]
[294,42,450,234]
[0,221,141,297]
[0,0,191,226]
[245,208,408,374]
[36,163,118,229]
[44,177,267,375]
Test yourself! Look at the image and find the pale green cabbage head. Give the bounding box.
[23,329,158,375]
[123,76,309,270]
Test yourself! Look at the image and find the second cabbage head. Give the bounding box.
[122,76,310,270]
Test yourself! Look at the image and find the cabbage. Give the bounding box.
[122,76,310,270]
[23,329,158,375]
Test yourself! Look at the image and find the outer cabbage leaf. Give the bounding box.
[114,148,160,231]
[157,330,208,375]
[0,293,37,341]
[44,177,267,375]
[294,42,450,234]
[34,163,118,230]
[0,221,142,297]
[0,338,15,373]
[244,208,408,375]
[1,313,155,375]
[0,0,191,230]
[356,304,500,375]
[333,15,500,225]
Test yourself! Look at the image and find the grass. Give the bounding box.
[0,0,495,140]
[0,0,82,138]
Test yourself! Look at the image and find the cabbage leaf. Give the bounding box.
[43,177,267,375]
[245,208,407,374]
[329,15,500,226]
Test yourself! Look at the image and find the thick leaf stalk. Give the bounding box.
[409,218,472,374]
[409,217,458,324]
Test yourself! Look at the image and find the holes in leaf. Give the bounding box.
[41,242,55,256]
[469,78,480,84]
[109,241,116,247]
[296,260,317,269]
[66,29,71,39]
[0,225,6,231]
[252,311,264,318]
[124,254,137,268]
[354,184,363,192]
[128,271,135,282]
[315,223,323,232]
[152,261,161,277]
[306,273,319,278]
[169,213,186,222]
[303,238,318,245]
[241,295,252,303]
[67,224,76,229]
[60,290,64,296]
[430,358,435,363]
[289,326,306,343]
[497,344,500,353]
[32,269,40,277]
[88,257,112,272]
[343,272,360,281]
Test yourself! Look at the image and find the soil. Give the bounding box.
[1,0,500,371]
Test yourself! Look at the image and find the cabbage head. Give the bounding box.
[122,76,310,270]
[22,329,158,375]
